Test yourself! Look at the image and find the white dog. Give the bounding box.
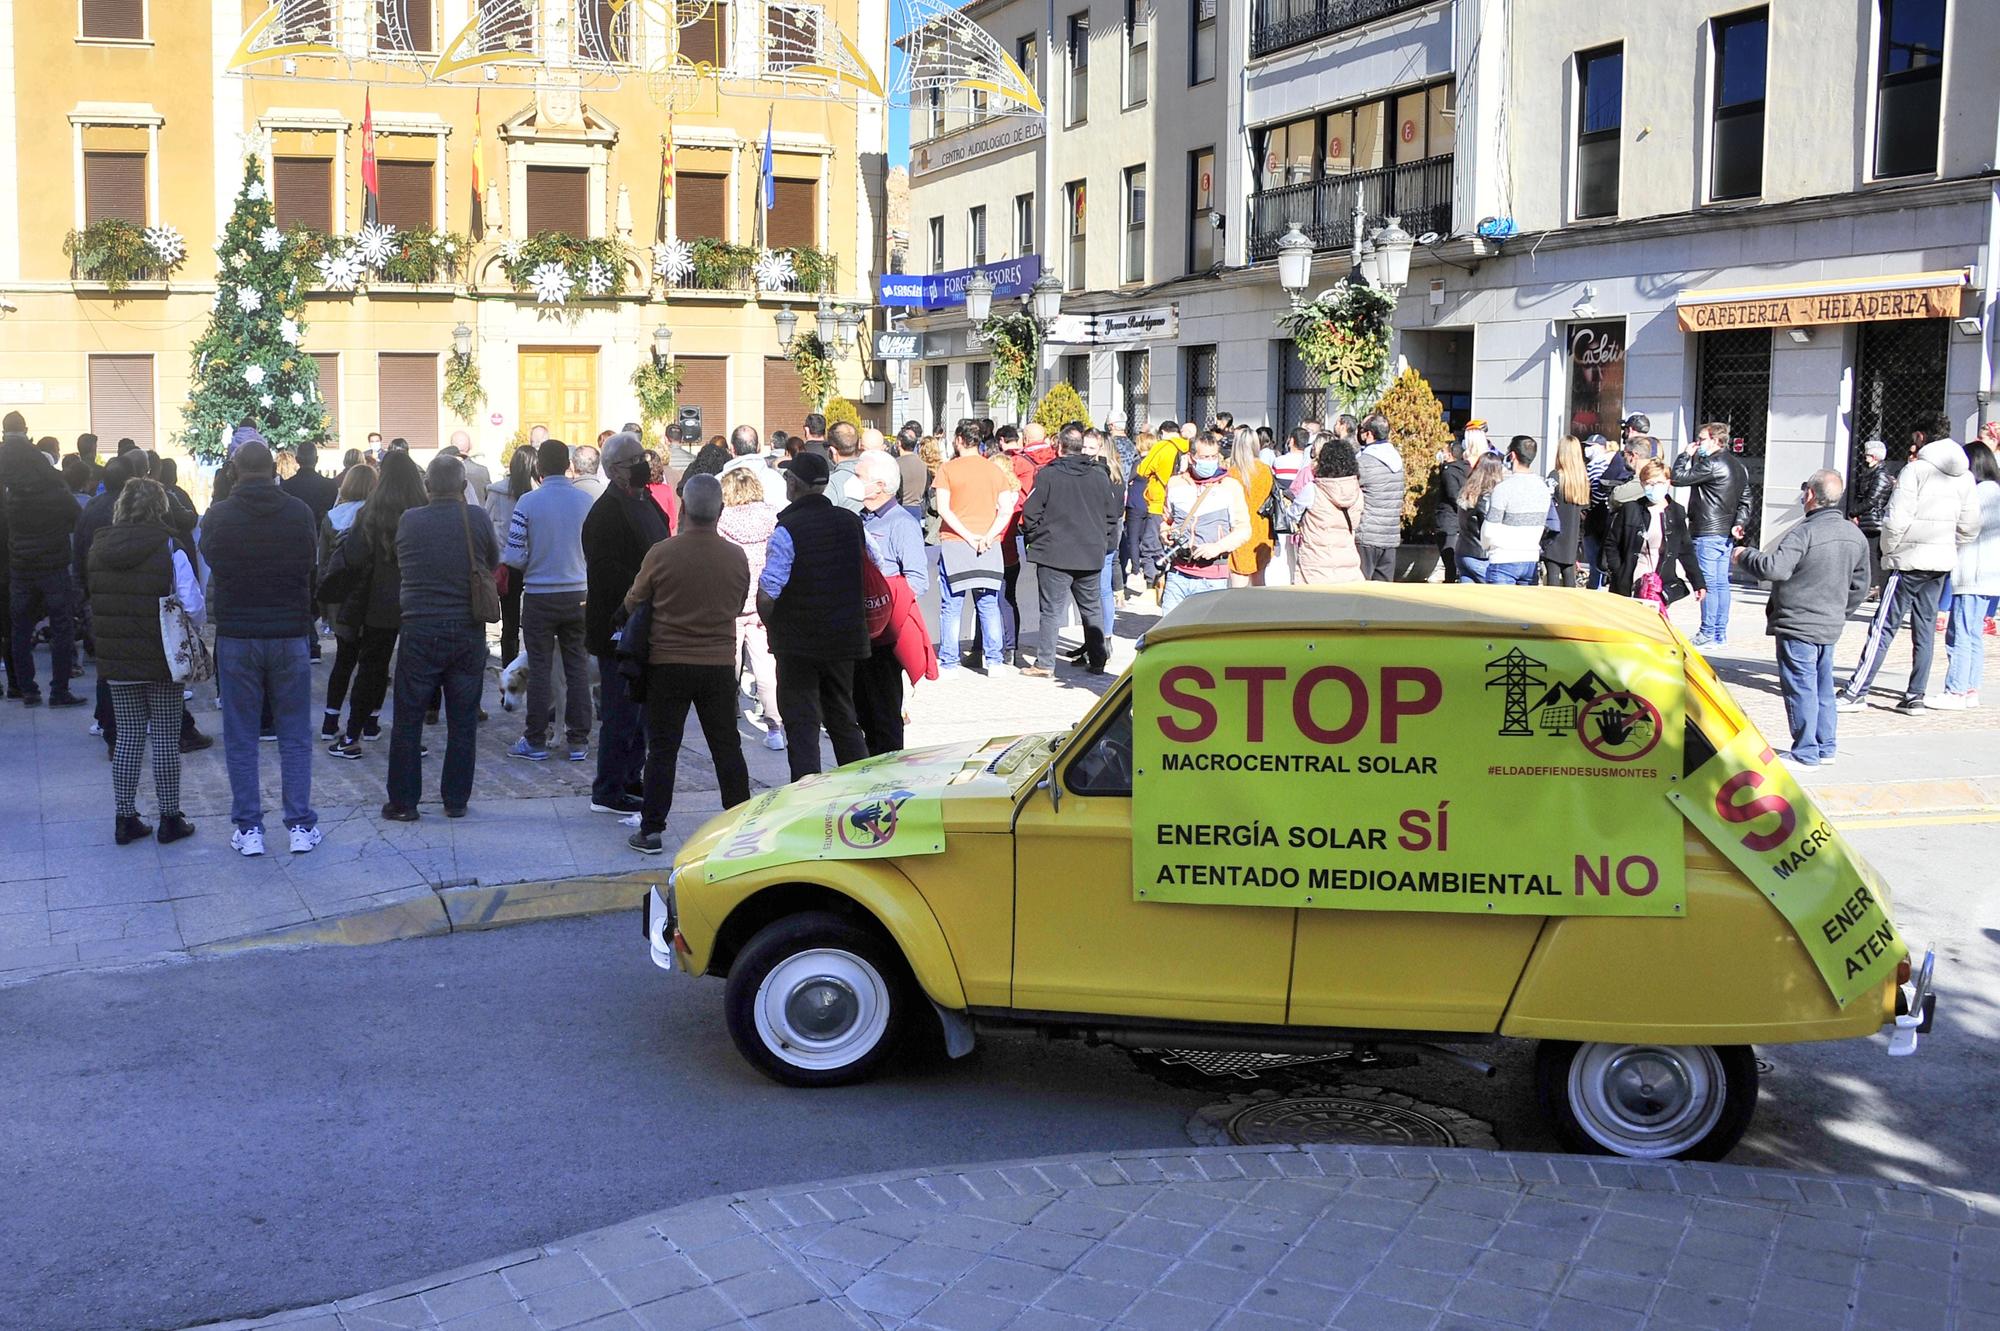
[497,653,531,712]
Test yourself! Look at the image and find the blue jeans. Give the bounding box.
[1581,532,1606,590]
[1099,551,1118,639]
[1944,593,1998,696]
[389,622,487,811]
[1776,637,1837,763]
[9,568,75,698]
[218,635,316,832]
[1456,556,1489,584]
[1693,535,1732,638]
[1485,561,1538,585]
[939,583,1002,669]
[1160,569,1228,613]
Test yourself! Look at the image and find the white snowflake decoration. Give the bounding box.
[278,316,301,346]
[315,250,362,290]
[354,222,399,270]
[290,391,305,406]
[243,365,267,387]
[754,249,796,292]
[235,285,263,312]
[246,180,268,202]
[653,239,694,284]
[259,394,274,408]
[528,261,574,305]
[503,238,524,263]
[298,427,309,438]
[229,252,249,271]
[442,240,457,255]
[143,225,185,266]
[259,226,285,253]
[583,257,614,297]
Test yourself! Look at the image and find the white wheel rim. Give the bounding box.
[1567,1043,1727,1158]
[753,948,891,1072]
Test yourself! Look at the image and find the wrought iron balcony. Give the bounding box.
[1251,0,1442,58]
[1248,156,1454,262]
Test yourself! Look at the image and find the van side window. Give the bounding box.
[1066,700,1134,796]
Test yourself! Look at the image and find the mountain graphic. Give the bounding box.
[1530,670,1616,714]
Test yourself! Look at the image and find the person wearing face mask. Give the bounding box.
[1159,433,1251,612]
[1602,459,1706,612]
[581,433,672,814]
[1671,423,1754,646]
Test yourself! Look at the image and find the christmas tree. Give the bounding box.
[176,155,326,461]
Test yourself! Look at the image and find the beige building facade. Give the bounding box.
[0,0,891,469]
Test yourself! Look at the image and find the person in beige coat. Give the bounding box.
[1292,434,1368,585]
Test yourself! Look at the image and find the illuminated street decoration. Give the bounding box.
[893,0,1043,116]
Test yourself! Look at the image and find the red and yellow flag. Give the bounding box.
[360,90,380,228]
[470,91,487,241]
[655,120,674,243]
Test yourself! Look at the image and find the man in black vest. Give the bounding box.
[756,452,869,781]
[582,431,670,815]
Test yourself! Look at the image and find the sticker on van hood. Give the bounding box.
[698,741,997,884]
[1131,634,1689,915]
[1670,728,1905,1005]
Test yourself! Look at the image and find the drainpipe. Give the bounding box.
[1981,178,1999,432]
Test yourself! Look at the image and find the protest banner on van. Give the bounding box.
[1131,634,1688,915]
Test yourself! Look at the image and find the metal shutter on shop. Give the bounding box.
[377,353,440,452]
[88,356,155,450]
[83,152,146,226]
[763,357,809,440]
[273,157,334,232]
[81,0,144,40]
[767,178,816,251]
[674,356,727,444]
[675,172,727,240]
[377,159,433,230]
[311,353,340,440]
[525,165,590,235]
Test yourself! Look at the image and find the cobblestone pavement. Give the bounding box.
[200,1144,1998,1331]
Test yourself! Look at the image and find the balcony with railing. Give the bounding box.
[1248,155,1453,261]
[1251,0,1442,59]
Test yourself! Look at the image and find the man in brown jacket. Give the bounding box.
[622,473,751,854]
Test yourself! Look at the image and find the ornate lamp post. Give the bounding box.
[1276,227,1314,306]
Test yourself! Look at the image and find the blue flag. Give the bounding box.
[760,111,776,211]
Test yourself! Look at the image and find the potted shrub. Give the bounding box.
[1370,367,1455,582]
[1033,382,1091,431]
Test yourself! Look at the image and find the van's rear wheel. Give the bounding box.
[724,913,908,1087]
[1536,1041,1757,1161]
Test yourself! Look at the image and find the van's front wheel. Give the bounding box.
[724,913,908,1087]
[1536,1041,1757,1161]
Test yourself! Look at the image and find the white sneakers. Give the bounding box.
[1925,691,1979,710]
[229,825,322,856]
[764,729,787,751]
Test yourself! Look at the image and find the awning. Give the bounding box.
[1675,269,1972,333]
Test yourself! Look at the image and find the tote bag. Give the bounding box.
[160,596,214,684]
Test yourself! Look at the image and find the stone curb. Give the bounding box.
[189,1143,1999,1330]
[191,872,663,958]
[1814,774,2000,818]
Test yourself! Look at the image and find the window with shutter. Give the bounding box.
[273,157,334,232]
[674,356,728,443]
[763,357,809,439]
[524,165,591,235]
[575,0,632,63]
[766,3,817,72]
[678,3,726,66]
[311,353,340,439]
[376,0,434,52]
[766,178,816,250]
[83,152,147,227]
[88,356,156,450]
[80,0,145,40]
[377,159,434,230]
[377,353,440,452]
[675,171,728,240]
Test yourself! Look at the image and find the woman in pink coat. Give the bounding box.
[1293,434,1368,585]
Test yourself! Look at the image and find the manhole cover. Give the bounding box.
[1188,1084,1498,1150]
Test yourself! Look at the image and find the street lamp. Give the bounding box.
[1029,272,1064,327]
[451,322,473,359]
[1275,226,1314,304]
[835,303,863,359]
[962,270,996,325]
[814,295,839,347]
[773,303,798,352]
[1371,216,1415,299]
[651,324,672,366]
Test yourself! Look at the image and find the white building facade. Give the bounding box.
[903,0,2000,540]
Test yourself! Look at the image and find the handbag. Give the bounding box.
[460,503,502,624]
[160,596,214,684]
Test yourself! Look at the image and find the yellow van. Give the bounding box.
[643,586,1935,1160]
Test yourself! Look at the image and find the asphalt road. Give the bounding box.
[3,816,1990,1331]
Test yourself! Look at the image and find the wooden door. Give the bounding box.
[518,347,599,447]
[763,356,809,441]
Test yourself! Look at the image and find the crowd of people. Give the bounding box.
[4,396,1996,849]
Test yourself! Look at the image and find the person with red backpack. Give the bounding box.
[855,453,933,753]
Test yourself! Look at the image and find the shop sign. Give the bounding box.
[1669,729,1905,1004]
[878,254,1043,309]
[909,115,1045,179]
[1096,306,1179,341]
[1132,635,1688,916]
[1566,320,1626,441]
[1677,274,1968,332]
[874,330,928,361]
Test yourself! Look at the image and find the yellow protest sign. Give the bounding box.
[1132,634,1687,915]
[1669,728,1904,1005]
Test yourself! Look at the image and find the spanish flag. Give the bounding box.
[655,123,673,244]
[470,91,486,241]
[360,90,380,228]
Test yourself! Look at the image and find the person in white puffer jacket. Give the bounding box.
[1931,440,2000,708]
[1838,416,1982,714]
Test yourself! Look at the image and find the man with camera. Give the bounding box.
[1159,432,1250,612]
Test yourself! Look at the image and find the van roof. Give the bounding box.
[1141,585,1686,650]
